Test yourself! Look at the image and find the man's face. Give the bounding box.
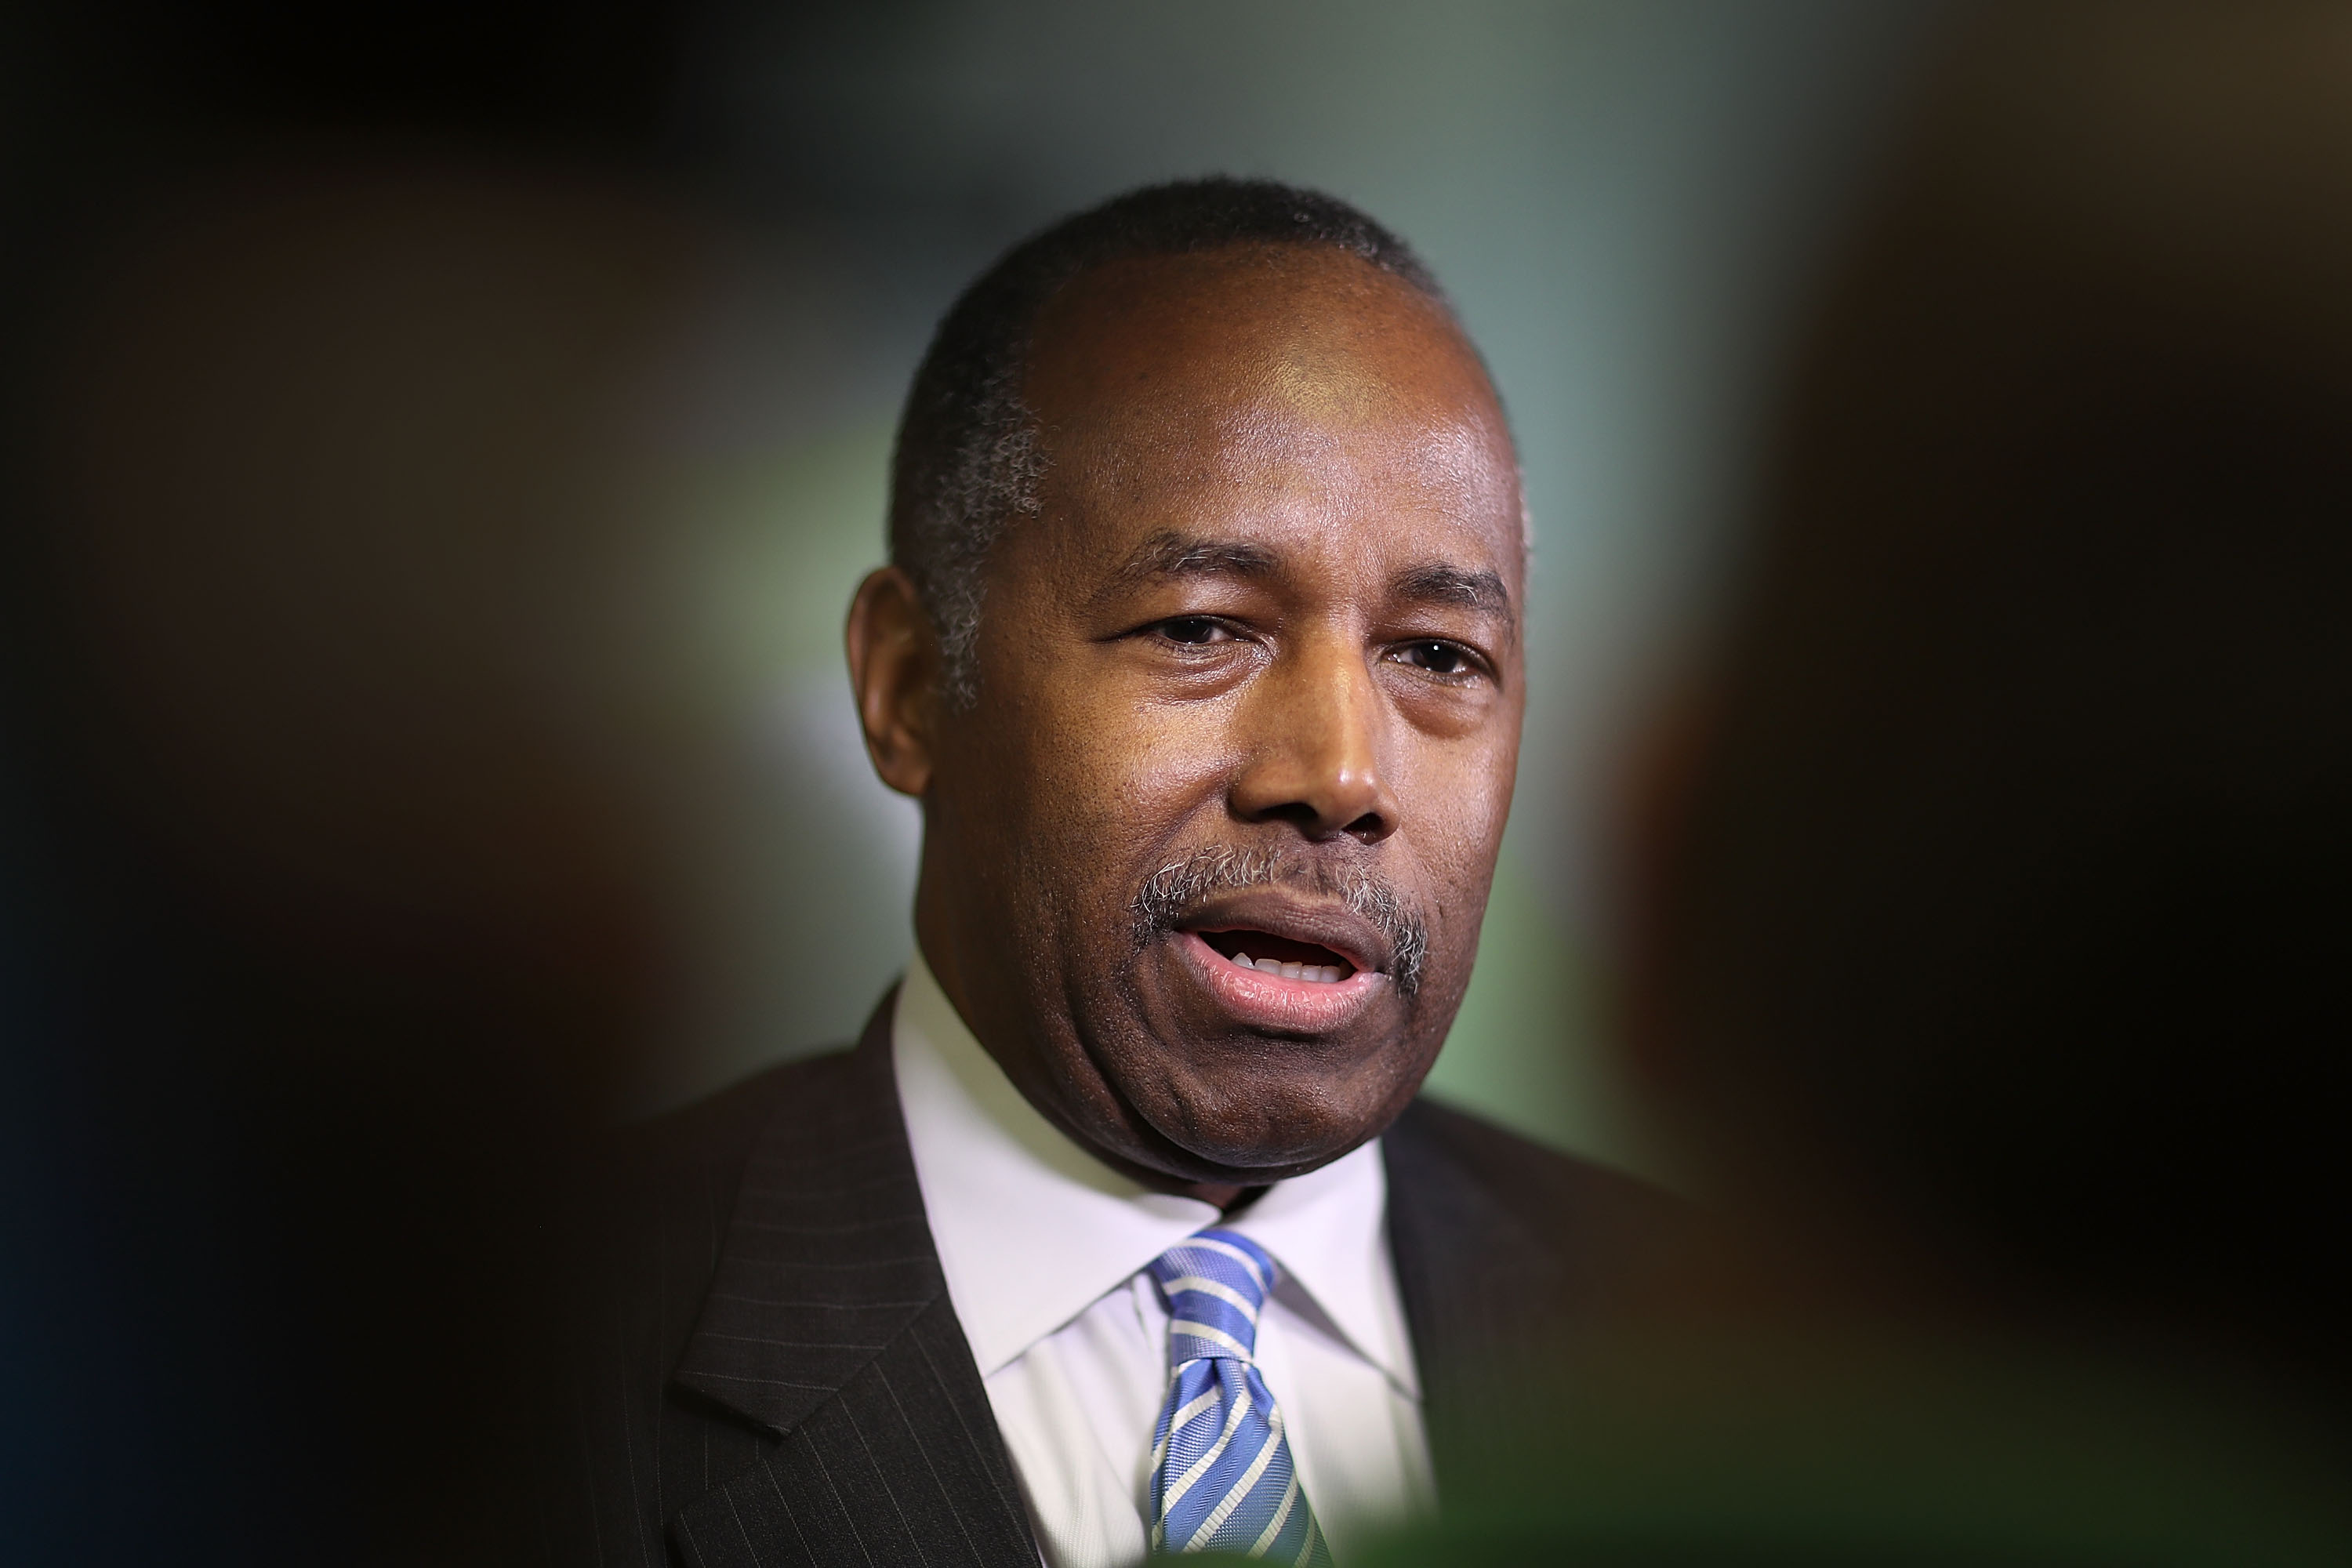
[911,246,1524,1186]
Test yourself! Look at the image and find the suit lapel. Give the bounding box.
[666,997,1037,1568]
[1382,1099,1570,1491]
[1384,1097,1687,1509]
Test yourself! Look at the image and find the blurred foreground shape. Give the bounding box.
[1375,2,2352,1561]
[12,156,735,1563]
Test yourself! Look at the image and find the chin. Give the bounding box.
[1115,1049,1428,1180]
[1043,937,1451,1181]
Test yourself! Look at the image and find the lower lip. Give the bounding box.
[1171,931,1387,1033]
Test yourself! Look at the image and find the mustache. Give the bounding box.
[1130,844,1429,999]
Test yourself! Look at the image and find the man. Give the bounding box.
[554,180,1675,1568]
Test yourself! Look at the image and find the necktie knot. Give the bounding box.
[1149,1228,1275,1369]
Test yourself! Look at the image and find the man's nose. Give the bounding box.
[1228,635,1400,844]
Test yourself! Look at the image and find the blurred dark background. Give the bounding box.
[0,2,1954,1559]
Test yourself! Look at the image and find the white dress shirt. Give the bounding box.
[892,951,1436,1568]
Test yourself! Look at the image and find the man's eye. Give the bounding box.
[1156,616,1231,645]
[1396,640,1479,676]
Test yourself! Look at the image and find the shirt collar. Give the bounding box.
[1221,1131,1417,1399]
[891,951,1414,1394]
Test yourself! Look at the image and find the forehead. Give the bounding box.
[1021,247,1523,568]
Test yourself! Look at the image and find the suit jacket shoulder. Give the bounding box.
[1381,1098,1690,1482]
[548,1007,1037,1568]
[574,1046,870,1414]
[1384,1094,1679,1300]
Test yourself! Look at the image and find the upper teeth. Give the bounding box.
[1230,949,1347,984]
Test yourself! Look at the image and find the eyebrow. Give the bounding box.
[1102,528,1516,626]
[1105,530,1281,593]
[1395,561,1515,627]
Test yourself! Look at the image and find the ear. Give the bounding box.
[845,566,939,799]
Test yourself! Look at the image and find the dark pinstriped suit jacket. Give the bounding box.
[548,998,1677,1567]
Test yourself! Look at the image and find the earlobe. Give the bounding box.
[845,566,938,800]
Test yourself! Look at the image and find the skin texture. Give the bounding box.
[848,245,1525,1204]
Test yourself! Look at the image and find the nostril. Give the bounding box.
[1343,811,1388,843]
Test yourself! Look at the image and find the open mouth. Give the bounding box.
[1193,928,1358,985]
[1168,924,1386,1032]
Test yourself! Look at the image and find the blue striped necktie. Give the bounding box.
[1146,1229,1334,1565]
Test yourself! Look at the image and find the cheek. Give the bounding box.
[1388,734,1521,966]
[1399,720,1520,855]
[997,670,1243,891]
